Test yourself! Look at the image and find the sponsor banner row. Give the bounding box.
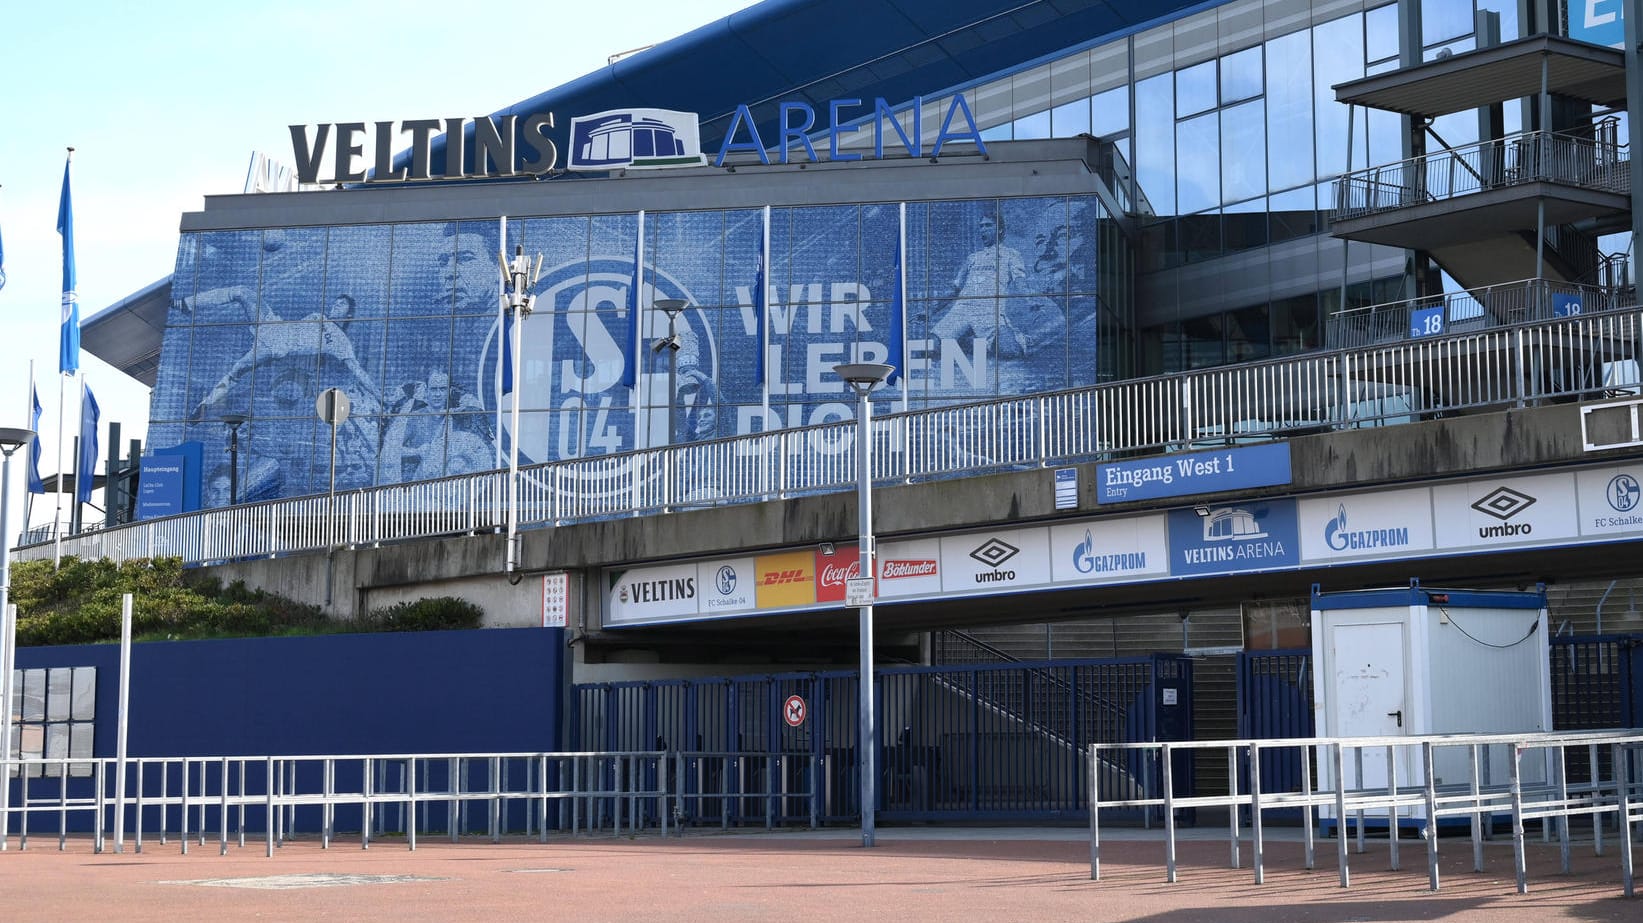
[603,463,1643,627]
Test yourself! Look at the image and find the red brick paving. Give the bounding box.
[0,830,1637,921]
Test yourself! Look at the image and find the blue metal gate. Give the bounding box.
[571,655,1193,825]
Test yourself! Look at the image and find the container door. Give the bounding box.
[1330,620,1414,812]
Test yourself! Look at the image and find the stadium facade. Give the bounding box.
[85,0,1593,507]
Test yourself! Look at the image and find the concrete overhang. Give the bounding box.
[1329,182,1631,250]
[81,276,171,387]
[1334,34,1626,118]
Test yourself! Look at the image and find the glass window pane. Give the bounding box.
[1422,0,1474,46]
[1223,198,1268,253]
[1013,110,1051,140]
[22,668,44,722]
[1221,100,1266,204]
[1220,46,1263,104]
[1365,3,1400,64]
[1134,74,1175,216]
[1091,86,1129,139]
[1177,112,1220,215]
[1228,305,1272,363]
[46,668,71,722]
[1051,98,1091,138]
[1269,185,1318,242]
[1315,13,1366,179]
[71,668,96,722]
[1176,60,1217,116]
[69,724,95,778]
[1266,31,1314,192]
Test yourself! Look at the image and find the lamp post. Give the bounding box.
[833,361,892,848]
[651,299,687,444]
[0,425,38,852]
[221,413,247,506]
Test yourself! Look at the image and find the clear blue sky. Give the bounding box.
[0,0,754,525]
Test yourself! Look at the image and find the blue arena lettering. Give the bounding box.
[712,94,983,167]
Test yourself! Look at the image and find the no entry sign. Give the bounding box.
[783,694,807,728]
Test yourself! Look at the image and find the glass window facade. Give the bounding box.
[156,195,1125,506]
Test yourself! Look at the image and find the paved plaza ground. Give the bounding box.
[0,825,1637,921]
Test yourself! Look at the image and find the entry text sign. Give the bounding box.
[1097,443,1291,504]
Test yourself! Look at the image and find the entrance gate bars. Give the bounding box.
[571,655,1192,825]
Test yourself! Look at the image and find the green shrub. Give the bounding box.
[8,556,480,646]
[363,597,484,632]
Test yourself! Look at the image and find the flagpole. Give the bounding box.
[54,147,79,568]
[897,202,909,412]
[53,372,66,566]
[495,216,507,473]
[22,361,33,536]
[634,210,647,451]
[760,206,772,430]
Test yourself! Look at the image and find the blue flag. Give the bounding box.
[77,383,99,504]
[620,211,643,390]
[886,203,906,385]
[59,156,80,374]
[27,382,43,494]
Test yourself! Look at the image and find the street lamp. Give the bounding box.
[221,413,247,506]
[833,361,892,848]
[0,424,37,852]
[651,299,687,444]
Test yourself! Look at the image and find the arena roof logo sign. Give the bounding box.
[714,95,987,166]
[289,114,559,185]
[566,109,708,171]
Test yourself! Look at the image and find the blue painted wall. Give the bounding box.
[14,628,565,758]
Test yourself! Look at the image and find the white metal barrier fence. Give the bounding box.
[0,750,672,856]
[0,749,827,855]
[19,305,1643,569]
[1088,730,1643,898]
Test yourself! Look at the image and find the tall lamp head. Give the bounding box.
[833,363,894,397]
[0,427,36,459]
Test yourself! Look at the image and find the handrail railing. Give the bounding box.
[1326,276,1628,348]
[17,303,1643,569]
[1332,127,1629,222]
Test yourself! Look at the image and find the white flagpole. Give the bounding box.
[898,202,909,412]
[495,216,507,473]
[113,592,132,852]
[761,206,772,430]
[53,371,68,567]
[22,361,33,536]
[0,603,12,849]
[634,210,648,451]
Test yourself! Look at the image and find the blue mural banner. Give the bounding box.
[1571,1,1625,48]
[1096,443,1291,504]
[1167,498,1299,577]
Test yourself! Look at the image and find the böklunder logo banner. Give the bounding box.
[938,528,1051,593]
[874,538,943,600]
[1298,488,1434,562]
[1048,515,1169,583]
[1431,472,1579,551]
[1575,466,1643,536]
[606,561,700,626]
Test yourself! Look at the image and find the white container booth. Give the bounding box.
[1310,582,1552,825]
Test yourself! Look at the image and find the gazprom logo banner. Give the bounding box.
[1167,500,1299,577]
[1298,489,1432,562]
[1572,1,1625,48]
[568,109,707,171]
[1048,515,1168,584]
